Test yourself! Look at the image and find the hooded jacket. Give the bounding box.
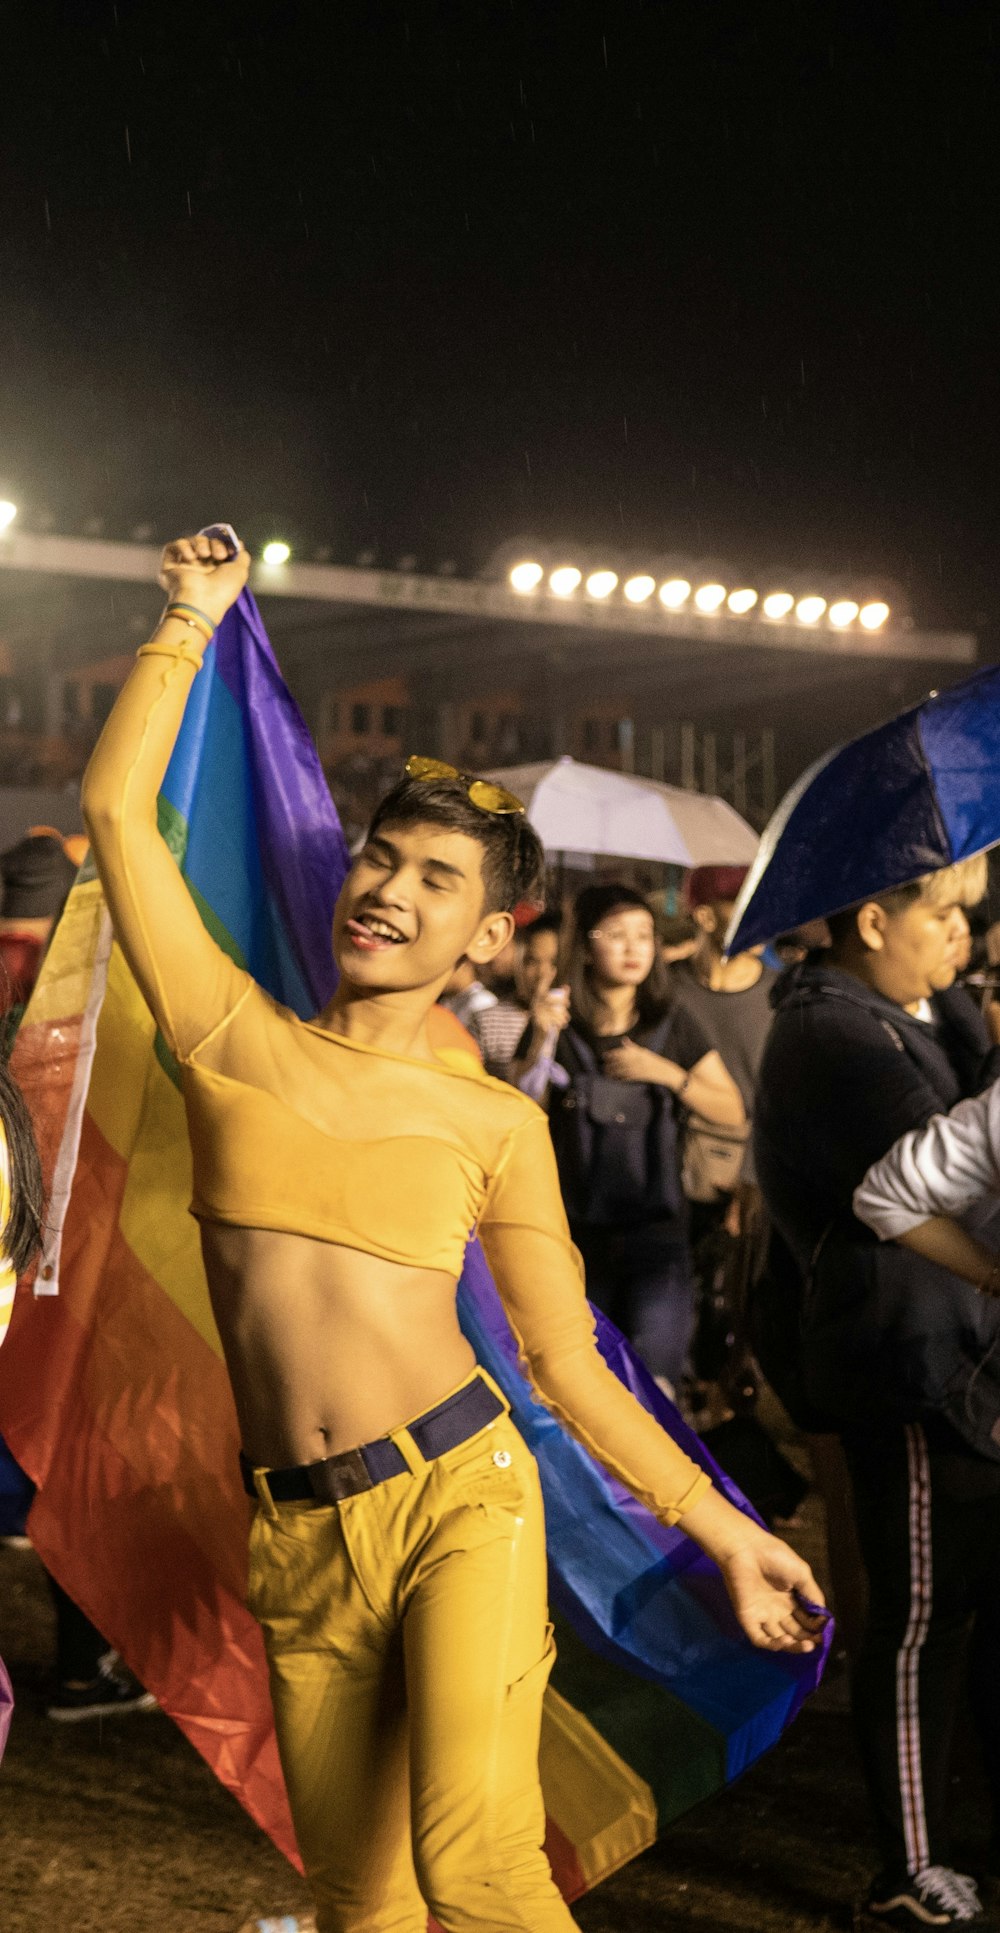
[753,958,1000,1456]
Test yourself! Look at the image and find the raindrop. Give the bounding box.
[623,414,628,442]
[524,451,532,476]
[43,198,51,231]
[602,34,608,66]
[124,125,132,163]
[800,358,806,385]
[186,189,192,217]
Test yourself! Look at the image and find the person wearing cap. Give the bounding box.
[671,865,777,1137]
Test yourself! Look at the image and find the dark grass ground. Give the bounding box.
[0,1486,991,1933]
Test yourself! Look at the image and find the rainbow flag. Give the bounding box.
[0,590,829,1904]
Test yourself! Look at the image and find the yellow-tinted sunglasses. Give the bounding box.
[404,754,526,816]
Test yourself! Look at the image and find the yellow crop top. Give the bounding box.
[81,643,711,1527]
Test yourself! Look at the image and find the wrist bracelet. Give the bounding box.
[163,601,216,641]
[137,638,204,671]
[978,1261,1000,1298]
[677,1070,693,1103]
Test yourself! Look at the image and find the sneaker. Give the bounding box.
[855,1866,998,1928]
[47,1653,158,1723]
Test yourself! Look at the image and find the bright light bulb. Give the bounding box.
[585,569,618,599]
[795,595,827,625]
[623,574,656,603]
[0,500,17,531]
[828,599,860,628]
[262,540,291,566]
[659,577,691,609]
[727,588,758,615]
[694,582,727,613]
[762,591,794,619]
[859,600,890,630]
[509,561,543,593]
[549,566,582,597]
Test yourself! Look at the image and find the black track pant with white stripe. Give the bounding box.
[846,1423,1000,1878]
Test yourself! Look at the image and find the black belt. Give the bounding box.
[240,1373,505,1505]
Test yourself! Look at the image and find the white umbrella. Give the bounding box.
[485,756,758,867]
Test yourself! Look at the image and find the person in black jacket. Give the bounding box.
[754,857,1000,1931]
[538,885,744,1396]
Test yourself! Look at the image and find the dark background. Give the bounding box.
[2,0,998,636]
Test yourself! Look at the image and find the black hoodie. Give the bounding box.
[754,958,1000,1456]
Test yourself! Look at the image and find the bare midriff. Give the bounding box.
[202,1223,475,1467]
[81,635,714,1528]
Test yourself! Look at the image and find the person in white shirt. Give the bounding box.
[854,1076,1000,1295]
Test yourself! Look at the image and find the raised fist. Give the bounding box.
[158,532,251,626]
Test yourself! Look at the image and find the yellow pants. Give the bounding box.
[247,1371,576,1933]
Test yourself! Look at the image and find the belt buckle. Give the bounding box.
[307,1447,373,1504]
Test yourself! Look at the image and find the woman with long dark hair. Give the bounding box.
[546,883,744,1395]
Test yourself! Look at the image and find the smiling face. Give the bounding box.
[332,820,514,996]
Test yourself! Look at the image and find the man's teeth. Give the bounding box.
[362,918,405,942]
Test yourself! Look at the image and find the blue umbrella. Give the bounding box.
[726,661,1000,955]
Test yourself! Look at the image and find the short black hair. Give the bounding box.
[367,773,546,915]
[522,909,561,940]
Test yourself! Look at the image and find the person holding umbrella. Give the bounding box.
[754,860,999,1930]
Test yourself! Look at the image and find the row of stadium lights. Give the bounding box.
[507,559,891,631]
[0,506,892,632]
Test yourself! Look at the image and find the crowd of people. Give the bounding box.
[1,530,1000,1932]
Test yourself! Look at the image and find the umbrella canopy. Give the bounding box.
[727,661,1000,954]
[486,756,759,867]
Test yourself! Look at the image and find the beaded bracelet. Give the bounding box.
[163,600,216,641]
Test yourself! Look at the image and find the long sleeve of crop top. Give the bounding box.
[478,1108,712,1525]
[81,646,249,1060]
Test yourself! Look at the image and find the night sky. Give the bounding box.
[3,1,999,639]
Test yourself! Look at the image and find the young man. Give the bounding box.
[82,533,824,1933]
[754,864,1000,1931]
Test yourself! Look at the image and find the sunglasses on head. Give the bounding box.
[404,755,526,817]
